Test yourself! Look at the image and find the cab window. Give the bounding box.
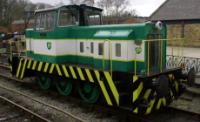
[35,11,56,31]
[115,43,121,57]
[58,9,78,26]
[87,14,101,25]
[98,43,104,55]
[84,8,102,25]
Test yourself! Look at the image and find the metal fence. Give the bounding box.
[167,55,200,73]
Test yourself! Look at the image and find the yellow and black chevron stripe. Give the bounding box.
[15,58,182,114]
[16,58,28,79]
[131,74,181,114]
[168,74,181,98]
[131,79,145,114]
[16,58,119,106]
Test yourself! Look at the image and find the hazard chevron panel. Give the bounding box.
[131,74,183,114]
[15,58,120,107]
[15,58,183,114]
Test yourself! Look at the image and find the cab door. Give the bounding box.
[147,34,162,74]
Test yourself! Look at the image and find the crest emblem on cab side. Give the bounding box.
[47,42,52,50]
[135,47,142,54]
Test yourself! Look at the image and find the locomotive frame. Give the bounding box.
[9,4,189,115]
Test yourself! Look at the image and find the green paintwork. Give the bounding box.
[26,16,167,75]
[26,23,152,40]
[77,82,100,103]
[38,76,51,90]
[26,51,145,73]
[55,80,73,96]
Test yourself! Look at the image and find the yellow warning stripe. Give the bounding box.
[133,75,138,83]
[133,82,143,103]
[162,97,166,106]
[133,107,138,114]
[145,98,156,114]
[49,64,55,74]
[56,64,62,76]
[94,70,112,106]
[85,69,94,83]
[32,61,37,70]
[44,63,49,72]
[69,66,77,79]
[16,59,22,78]
[104,72,119,106]
[20,59,28,79]
[77,67,85,80]
[143,89,152,100]
[27,59,32,69]
[170,90,174,99]
[62,65,69,78]
[38,62,43,71]
[174,81,179,92]
[156,98,162,110]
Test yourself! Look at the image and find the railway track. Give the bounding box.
[0,64,199,122]
[0,67,119,122]
[0,76,87,122]
[0,95,51,122]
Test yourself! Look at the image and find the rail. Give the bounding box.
[0,95,51,122]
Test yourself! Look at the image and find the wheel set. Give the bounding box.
[36,74,100,103]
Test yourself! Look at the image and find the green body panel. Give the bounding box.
[26,22,166,74]
[26,23,151,40]
[27,51,145,73]
[144,24,167,73]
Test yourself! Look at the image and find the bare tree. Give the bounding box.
[83,0,95,6]
[97,0,113,16]
[96,0,137,24]
[70,0,95,6]
[122,9,137,17]
[112,0,129,17]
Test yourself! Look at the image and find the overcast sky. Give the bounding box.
[30,0,166,17]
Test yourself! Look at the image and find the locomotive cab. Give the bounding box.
[34,4,102,32]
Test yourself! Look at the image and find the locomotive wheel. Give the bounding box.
[56,80,72,96]
[77,82,99,103]
[38,75,51,90]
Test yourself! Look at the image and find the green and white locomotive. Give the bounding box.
[10,5,189,114]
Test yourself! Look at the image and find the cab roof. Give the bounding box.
[35,4,102,13]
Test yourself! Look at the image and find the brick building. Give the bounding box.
[150,0,200,47]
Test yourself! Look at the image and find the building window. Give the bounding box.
[115,43,121,57]
[91,42,94,53]
[80,42,84,53]
[98,43,104,55]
